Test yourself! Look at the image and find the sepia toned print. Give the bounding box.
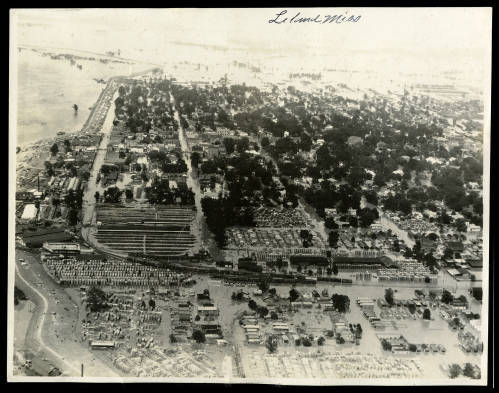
[8,8,491,384]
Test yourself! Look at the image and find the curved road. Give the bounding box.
[14,250,122,377]
[15,263,81,376]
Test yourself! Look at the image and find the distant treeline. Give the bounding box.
[289,73,322,80]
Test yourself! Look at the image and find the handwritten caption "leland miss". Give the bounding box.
[269,10,361,24]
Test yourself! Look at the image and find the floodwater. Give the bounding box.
[14,49,145,146]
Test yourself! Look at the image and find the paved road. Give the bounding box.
[82,88,118,227]
[15,262,81,376]
[14,250,121,377]
[171,93,203,253]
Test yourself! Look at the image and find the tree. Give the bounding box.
[393,240,400,252]
[385,288,395,306]
[455,218,467,232]
[258,280,270,293]
[328,231,339,248]
[443,247,454,260]
[289,288,300,303]
[148,298,156,310]
[317,336,325,346]
[449,364,462,379]
[355,324,363,338]
[86,286,108,312]
[50,143,59,156]
[265,335,279,353]
[408,303,416,314]
[169,334,177,344]
[471,287,483,301]
[270,311,278,320]
[223,138,236,154]
[94,191,100,203]
[380,339,392,351]
[409,344,417,352]
[248,299,258,310]
[257,306,269,318]
[331,294,350,313]
[441,290,454,304]
[63,139,72,153]
[192,330,206,343]
[261,136,270,149]
[82,171,91,181]
[195,314,201,321]
[68,208,79,226]
[357,207,379,228]
[325,217,339,230]
[190,152,201,169]
[463,363,476,378]
[332,262,339,276]
[300,229,310,240]
[423,308,431,320]
[103,187,123,203]
[14,286,27,306]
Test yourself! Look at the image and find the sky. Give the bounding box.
[10,8,492,82]
[12,8,491,52]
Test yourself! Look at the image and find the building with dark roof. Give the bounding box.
[446,241,464,252]
[467,259,483,269]
[333,255,397,271]
[289,255,330,266]
[18,228,72,248]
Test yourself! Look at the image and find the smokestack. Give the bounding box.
[37,175,40,192]
[81,363,84,377]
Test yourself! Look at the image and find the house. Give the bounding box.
[90,340,116,350]
[347,136,363,146]
[198,323,222,336]
[451,299,468,310]
[197,305,219,318]
[20,204,38,221]
[466,258,483,270]
[457,267,471,279]
[420,238,437,253]
[16,191,35,201]
[446,241,465,257]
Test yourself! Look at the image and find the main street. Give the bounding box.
[81,85,119,228]
[171,93,204,254]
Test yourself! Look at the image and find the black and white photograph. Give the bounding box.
[8,8,492,384]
